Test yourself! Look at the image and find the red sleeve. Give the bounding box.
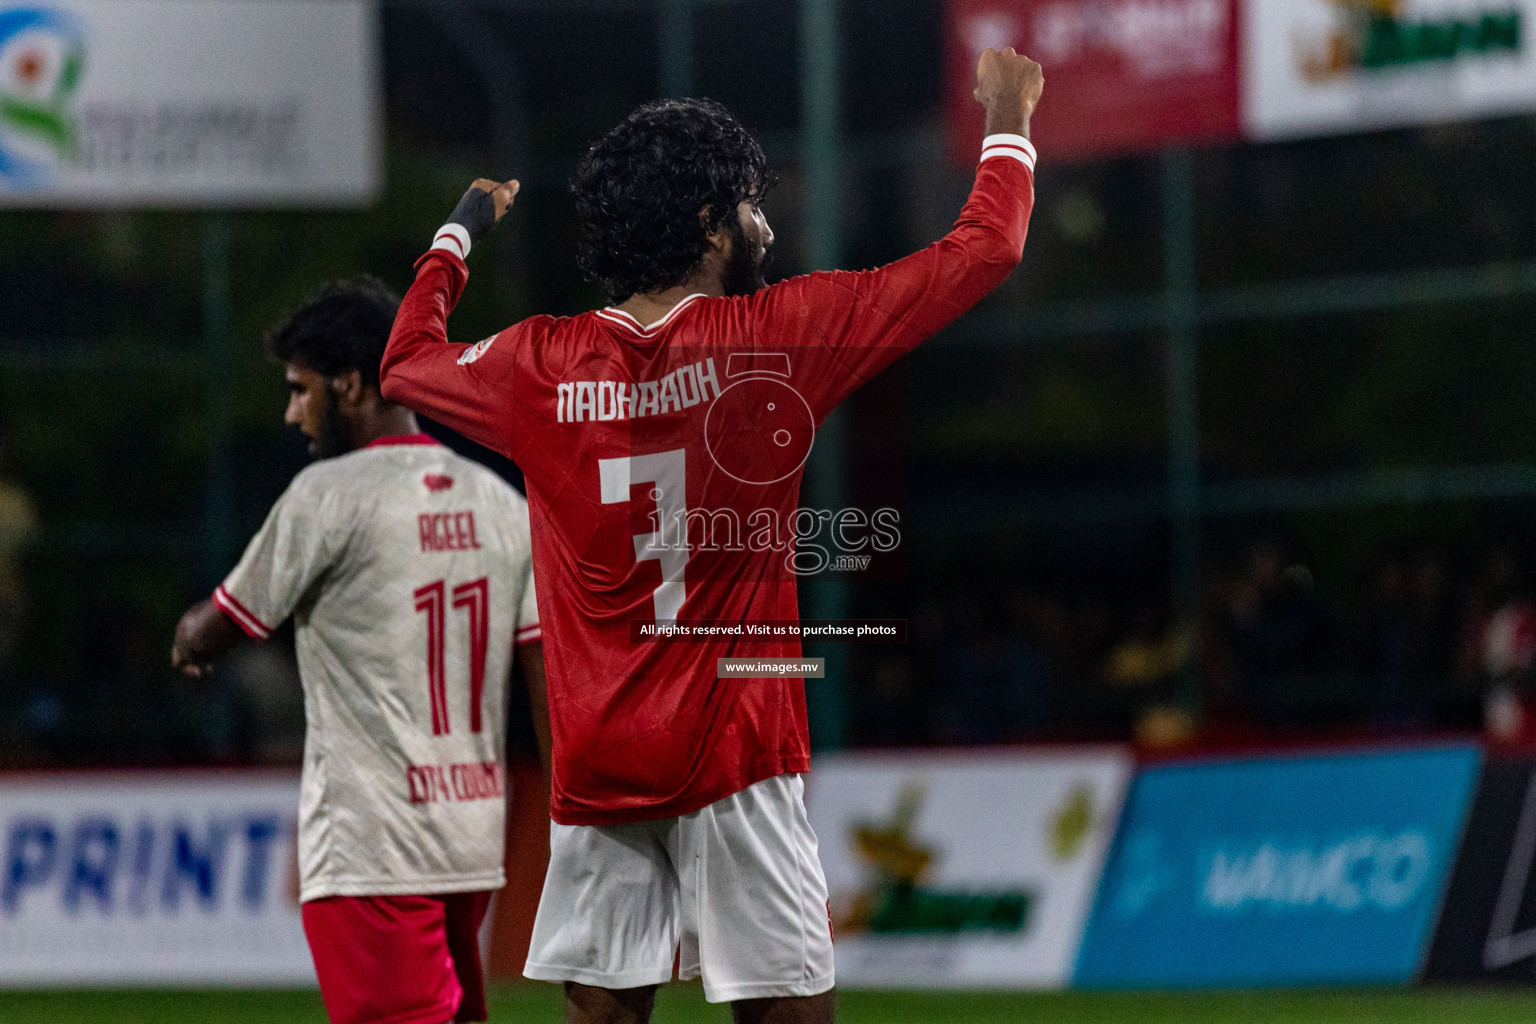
[379,250,524,456]
[746,155,1034,417]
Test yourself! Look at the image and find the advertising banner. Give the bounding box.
[945,0,1242,161]
[1424,752,1536,981]
[0,771,314,987]
[0,0,380,207]
[1244,0,1536,142]
[806,748,1133,989]
[947,1,1536,162]
[1074,744,1480,988]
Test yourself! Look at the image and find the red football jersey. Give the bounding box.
[382,143,1035,824]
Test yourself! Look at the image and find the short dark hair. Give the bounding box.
[572,99,775,303]
[264,275,399,392]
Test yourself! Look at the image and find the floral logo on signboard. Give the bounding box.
[0,7,85,186]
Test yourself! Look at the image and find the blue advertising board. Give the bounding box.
[1074,744,1482,988]
[0,771,313,986]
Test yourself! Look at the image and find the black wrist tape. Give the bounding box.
[447,187,499,243]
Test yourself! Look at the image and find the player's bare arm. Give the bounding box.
[973,46,1044,139]
[519,639,552,779]
[170,598,248,679]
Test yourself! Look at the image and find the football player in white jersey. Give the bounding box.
[171,276,545,1024]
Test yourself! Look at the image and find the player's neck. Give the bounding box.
[614,269,724,327]
[352,407,421,450]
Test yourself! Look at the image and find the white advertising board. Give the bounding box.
[0,771,314,987]
[806,747,1132,989]
[0,0,380,206]
[1244,0,1536,141]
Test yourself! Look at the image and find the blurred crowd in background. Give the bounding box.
[11,500,1536,766]
[850,536,1536,752]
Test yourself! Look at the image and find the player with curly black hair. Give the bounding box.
[572,98,776,303]
[383,48,1044,1024]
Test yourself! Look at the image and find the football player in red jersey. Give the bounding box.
[381,47,1044,1024]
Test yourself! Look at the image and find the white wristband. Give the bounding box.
[431,223,472,260]
[980,133,1036,171]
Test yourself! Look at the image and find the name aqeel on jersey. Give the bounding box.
[215,437,538,901]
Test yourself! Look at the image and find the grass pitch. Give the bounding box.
[1,985,1535,1023]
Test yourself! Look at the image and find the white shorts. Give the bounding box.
[523,773,835,1003]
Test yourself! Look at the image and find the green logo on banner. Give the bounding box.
[840,782,1037,936]
[1300,1,1521,82]
[0,7,85,186]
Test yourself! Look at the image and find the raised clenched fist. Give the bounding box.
[973,47,1044,139]
[446,177,520,245]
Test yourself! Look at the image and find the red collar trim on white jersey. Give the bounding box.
[366,433,442,448]
[594,293,708,337]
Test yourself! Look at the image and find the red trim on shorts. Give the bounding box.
[366,433,444,448]
[515,624,542,645]
[303,891,493,1024]
[213,585,272,640]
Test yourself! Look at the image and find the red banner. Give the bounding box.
[946,0,1242,163]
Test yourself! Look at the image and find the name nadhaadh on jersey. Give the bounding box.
[557,357,721,423]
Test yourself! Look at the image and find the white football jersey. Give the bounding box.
[215,435,539,901]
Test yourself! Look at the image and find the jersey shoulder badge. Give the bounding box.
[458,334,498,365]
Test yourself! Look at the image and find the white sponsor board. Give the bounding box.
[0,771,314,987]
[1244,0,1536,141]
[806,748,1132,989]
[0,0,380,206]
